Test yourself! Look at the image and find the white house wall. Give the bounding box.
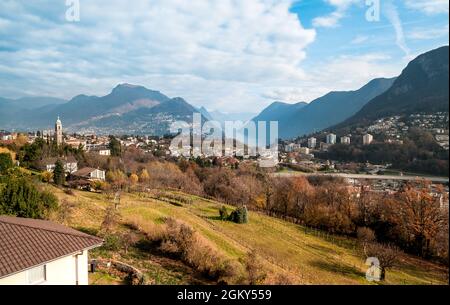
[0,250,89,285]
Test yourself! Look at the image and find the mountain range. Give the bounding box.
[0,46,448,138]
[249,78,396,139]
[340,45,449,127]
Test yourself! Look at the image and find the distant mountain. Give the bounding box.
[251,101,307,123]
[251,78,395,139]
[78,96,203,135]
[197,107,214,121]
[343,46,449,126]
[11,97,67,109]
[0,84,205,135]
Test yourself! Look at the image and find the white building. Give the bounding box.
[308,137,317,149]
[41,157,78,174]
[98,149,111,156]
[326,133,337,145]
[73,167,106,181]
[0,216,102,285]
[363,134,374,145]
[341,136,351,145]
[299,147,310,155]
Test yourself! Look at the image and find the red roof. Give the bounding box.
[0,216,103,278]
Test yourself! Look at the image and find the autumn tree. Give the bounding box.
[121,231,140,254]
[139,168,150,183]
[129,173,139,185]
[363,242,399,281]
[101,204,120,235]
[392,181,447,258]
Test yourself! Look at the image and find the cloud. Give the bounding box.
[407,24,449,40]
[0,0,316,112]
[382,0,411,58]
[404,0,449,15]
[351,34,369,44]
[262,88,305,102]
[312,0,359,28]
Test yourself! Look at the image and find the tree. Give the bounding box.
[219,206,229,220]
[229,206,249,224]
[392,182,447,258]
[108,136,122,157]
[139,168,150,183]
[121,232,140,254]
[0,153,13,174]
[41,171,53,183]
[129,173,139,185]
[101,204,119,235]
[0,173,58,219]
[363,242,399,281]
[53,159,65,186]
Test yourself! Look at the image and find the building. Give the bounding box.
[55,117,63,146]
[0,216,102,285]
[363,134,374,145]
[326,133,337,145]
[40,157,78,174]
[98,149,111,156]
[341,136,351,145]
[307,137,317,149]
[299,147,310,155]
[72,167,106,181]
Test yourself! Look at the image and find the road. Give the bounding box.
[272,172,449,183]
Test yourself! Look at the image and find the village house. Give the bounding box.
[0,216,102,285]
[72,167,106,181]
[40,157,78,174]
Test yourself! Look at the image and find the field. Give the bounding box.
[48,185,448,285]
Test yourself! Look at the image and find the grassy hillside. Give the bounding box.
[48,186,448,285]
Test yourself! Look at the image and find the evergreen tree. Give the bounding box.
[53,159,65,185]
[0,173,58,219]
[0,153,13,174]
[108,136,122,157]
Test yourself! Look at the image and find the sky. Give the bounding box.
[0,0,448,113]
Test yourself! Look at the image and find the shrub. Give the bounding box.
[0,153,13,174]
[243,250,267,285]
[357,227,376,244]
[101,234,122,251]
[219,206,229,220]
[229,206,249,224]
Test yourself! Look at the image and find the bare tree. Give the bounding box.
[363,242,399,281]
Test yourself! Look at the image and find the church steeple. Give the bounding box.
[55,116,63,146]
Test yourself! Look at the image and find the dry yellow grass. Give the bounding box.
[49,186,449,285]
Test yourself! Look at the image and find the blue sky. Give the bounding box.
[0,0,448,113]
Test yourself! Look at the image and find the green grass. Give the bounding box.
[51,186,448,285]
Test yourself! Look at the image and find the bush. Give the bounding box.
[243,250,267,285]
[0,153,13,174]
[102,234,122,251]
[148,218,242,283]
[0,173,58,219]
[229,206,249,224]
[219,206,229,220]
[357,227,376,243]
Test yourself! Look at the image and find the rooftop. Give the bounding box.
[0,216,103,278]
